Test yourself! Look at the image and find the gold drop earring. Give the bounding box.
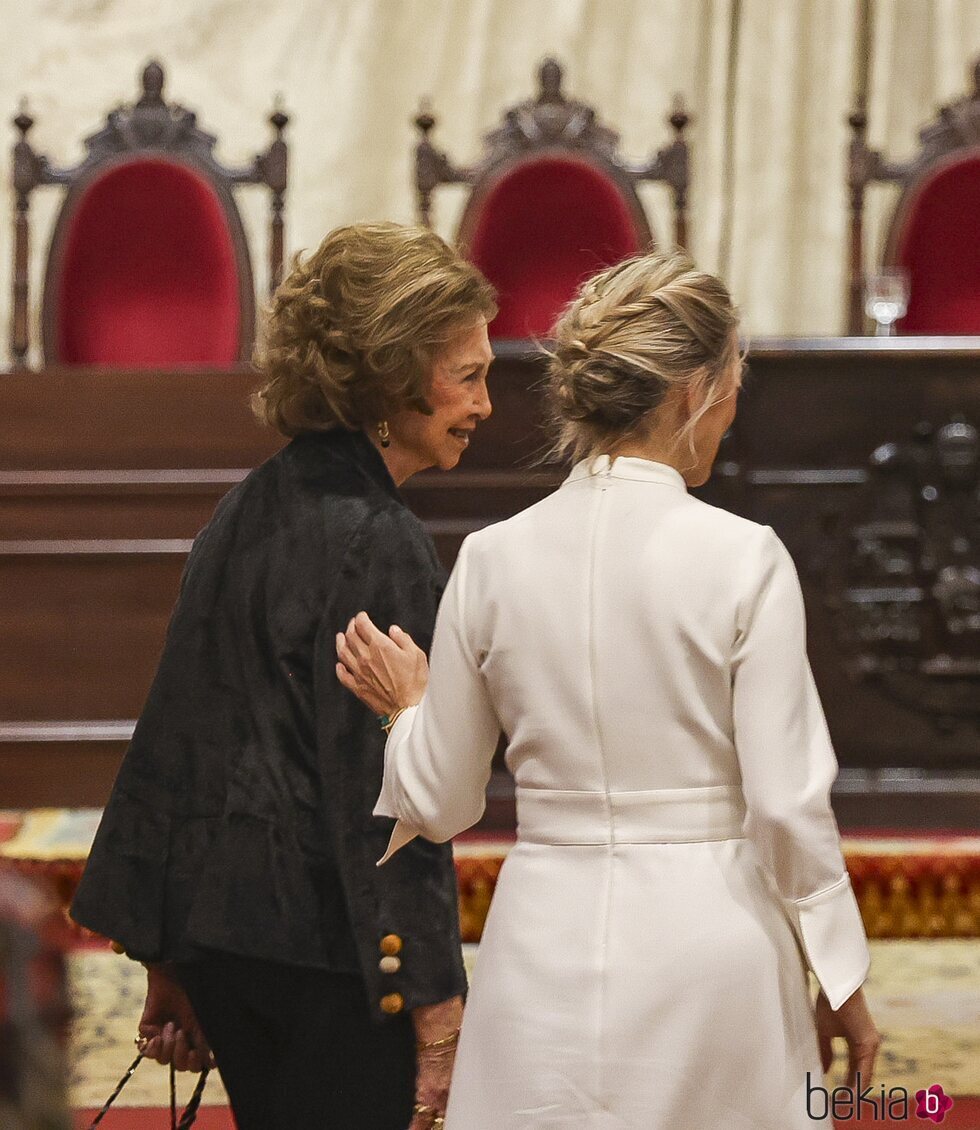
[377,420,391,448]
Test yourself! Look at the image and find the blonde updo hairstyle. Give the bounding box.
[545,250,739,468]
[253,222,497,437]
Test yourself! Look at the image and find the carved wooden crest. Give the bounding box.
[824,417,980,729]
[909,59,980,178]
[476,57,623,162]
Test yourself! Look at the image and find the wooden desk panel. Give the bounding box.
[0,734,127,807]
[737,339,980,469]
[0,550,184,719]
[2,345,978,816]
[0,368,283,470]
[0,473,234,539]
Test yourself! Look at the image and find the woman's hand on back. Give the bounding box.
[336,611,429,716]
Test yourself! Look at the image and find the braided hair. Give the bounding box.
[544,250,738,467]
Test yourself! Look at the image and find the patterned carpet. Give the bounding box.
[69,940,980,1112]
[843,940,980,1094]
[3,812,972,1121]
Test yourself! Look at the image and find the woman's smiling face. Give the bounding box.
[383,319,494,482]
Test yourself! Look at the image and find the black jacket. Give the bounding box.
[71,429,467,1021]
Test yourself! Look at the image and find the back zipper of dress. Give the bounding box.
[587,466,614,1112]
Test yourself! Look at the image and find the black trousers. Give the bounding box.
[175,954,415,1130]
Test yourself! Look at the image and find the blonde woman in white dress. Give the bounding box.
[336,251,880,1130]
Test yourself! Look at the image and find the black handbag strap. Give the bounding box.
[175,1062,210,1129]
[87,1052,210,1128]
[87,1052,144,1125]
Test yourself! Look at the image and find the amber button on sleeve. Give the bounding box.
[380,993,405,1014]
[380,934,403,956]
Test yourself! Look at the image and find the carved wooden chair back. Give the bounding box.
[848,58,980,335]
[415,58,690,339]
[11,60,288,368]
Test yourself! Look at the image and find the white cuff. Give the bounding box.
[375,819,419,866]
[372,705,422,865]
[789,875,871,1010]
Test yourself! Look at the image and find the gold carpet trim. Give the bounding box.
[454,838,980,942]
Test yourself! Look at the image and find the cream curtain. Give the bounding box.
[2,0,980,363]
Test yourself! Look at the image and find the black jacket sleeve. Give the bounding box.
[314,503,468,1021]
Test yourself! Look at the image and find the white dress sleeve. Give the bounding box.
[732,525,870,1010]
[373,535,501,864]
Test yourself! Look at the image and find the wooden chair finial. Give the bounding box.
[669,94,689,137]
[538,57,563,102]
[138,60,166,108]
[415,98,436,139]
[270,93,289,135]
[14,97,33,138]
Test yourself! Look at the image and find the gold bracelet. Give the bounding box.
[381,707,408,735]
[417,1028,460,1052]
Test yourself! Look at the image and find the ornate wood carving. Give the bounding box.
[824,416,980,730]
[10,60,288,367]
[847,58,980,333]
[415,57,690,252]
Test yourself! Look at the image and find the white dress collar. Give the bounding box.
[564,453,688,491]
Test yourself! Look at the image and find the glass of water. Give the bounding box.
[864,269,910,336]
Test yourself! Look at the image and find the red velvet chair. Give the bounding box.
[11,60,288,368]
[847,58,980,334]
[416,58,690,340]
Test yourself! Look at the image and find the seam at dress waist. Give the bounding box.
[515,785,747,845]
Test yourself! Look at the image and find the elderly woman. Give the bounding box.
[337,250,880,1129]
[71,222,496,1130]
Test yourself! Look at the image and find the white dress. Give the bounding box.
[375,454,871,1129]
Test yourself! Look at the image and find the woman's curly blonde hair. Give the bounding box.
[545,250,739,468]
[253,222,497,437]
